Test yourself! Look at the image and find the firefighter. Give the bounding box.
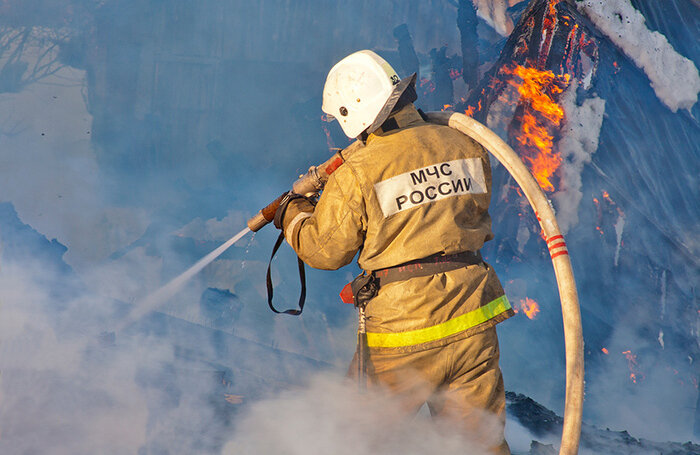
[274,50,514,454]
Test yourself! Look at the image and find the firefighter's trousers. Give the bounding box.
[351,327,510,455]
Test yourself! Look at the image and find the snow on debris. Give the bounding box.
[576,0,700,112]
[578,0,700,112]
[474,0,514,36]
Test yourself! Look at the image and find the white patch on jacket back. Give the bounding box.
[374,159,487,217]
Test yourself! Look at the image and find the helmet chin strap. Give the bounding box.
[359,73,417,141]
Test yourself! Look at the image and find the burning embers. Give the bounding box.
[601,348,645,384]
[622,349,645,384]
[592,190,626,264]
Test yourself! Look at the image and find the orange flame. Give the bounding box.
[504,65,570,192]
[443,104,453,110]
[464,100,482,117]
[518,297,541,320]
[601,347,609,355]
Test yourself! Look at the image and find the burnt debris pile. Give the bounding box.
[507,392,700,455]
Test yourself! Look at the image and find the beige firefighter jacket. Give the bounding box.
[283,104,514,352]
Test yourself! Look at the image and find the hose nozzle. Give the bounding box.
[247,151,347,232]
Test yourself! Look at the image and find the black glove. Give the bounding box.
[273,192,307,230]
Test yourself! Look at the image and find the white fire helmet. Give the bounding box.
[322,50,415,139]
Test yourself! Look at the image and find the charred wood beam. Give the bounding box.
[457,0,600,123]
[459,0,553,122]
[507,391,700,454]
[457,0,479,89]
[392,24,420,80]
[429,45,454,109]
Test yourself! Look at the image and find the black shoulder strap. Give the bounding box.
[417,108,429,122]
[266,231,306,315]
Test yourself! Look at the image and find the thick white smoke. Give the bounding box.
[0,263,150,454]
[553,85,606,233]
[0,57,150,273]
[222,372,508,455]
[0,42,247,455]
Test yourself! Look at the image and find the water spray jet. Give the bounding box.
[115,226,251,332]
[114,148,358,331]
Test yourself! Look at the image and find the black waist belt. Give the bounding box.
[373,250,483,286]
[349,251,483,308]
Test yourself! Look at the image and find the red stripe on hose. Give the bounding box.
[551,250,569,259]
[547,235,564,244]
[548,242,567,251]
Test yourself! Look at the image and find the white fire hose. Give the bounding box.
[428,111,584,455]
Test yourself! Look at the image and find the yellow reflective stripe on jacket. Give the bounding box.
[366,295,511,348]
